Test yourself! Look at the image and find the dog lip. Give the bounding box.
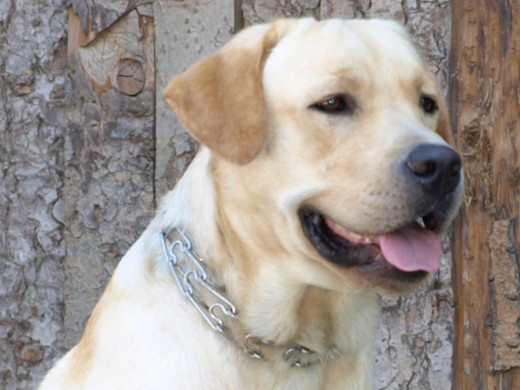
[356,260,428,289]
[298,206,383,268]
[325,218,378,245]
[298,206,439,274]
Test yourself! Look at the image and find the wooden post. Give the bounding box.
[451,0,520,388]
[63,4,156,347]
[153,0,235,198]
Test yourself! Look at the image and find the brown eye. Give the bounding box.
[313,95,356,115]
[420,95,438,115]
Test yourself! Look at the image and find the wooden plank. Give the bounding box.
[67,7,95,54]
[488,220,520,371]
[451,0,520,388]
[64,6,155,347]
[154,0,235,198]
[68,0,151,47]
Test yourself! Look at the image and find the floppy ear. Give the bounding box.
[162,21,293,165]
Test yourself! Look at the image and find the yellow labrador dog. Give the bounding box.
[41,18,463,389]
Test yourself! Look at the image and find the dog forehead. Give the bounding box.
[275,18,421,66]
[263,19,427,96]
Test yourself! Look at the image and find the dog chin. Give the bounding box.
[355,262,429,294]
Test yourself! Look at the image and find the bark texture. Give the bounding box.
[0,1,69,388]
[451,0,520,388]
[63,2,155,348]
[1,1,155,388]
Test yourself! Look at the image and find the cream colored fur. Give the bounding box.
[40,18,462,390]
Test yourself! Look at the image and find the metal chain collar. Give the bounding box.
[160,228,337,368]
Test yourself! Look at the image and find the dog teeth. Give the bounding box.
[349,233,373,245]
[415,217,426,229]
[349,232,362,241]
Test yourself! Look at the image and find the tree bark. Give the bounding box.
[0,1,68,388]
[451,0,520,388]
[63,4,156,348]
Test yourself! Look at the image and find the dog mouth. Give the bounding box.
[298,206,443,278]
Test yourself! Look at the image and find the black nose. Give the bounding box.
[404,144,462,195]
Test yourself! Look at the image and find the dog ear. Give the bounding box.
[162,21,293,165]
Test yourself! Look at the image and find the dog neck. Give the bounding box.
[155,148,380,368]
[160,227,342,367]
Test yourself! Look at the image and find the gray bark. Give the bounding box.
[0,1,69,388]
[63,4,155,349]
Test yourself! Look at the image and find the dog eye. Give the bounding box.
[313,95,356,115]
[420,95,438,115]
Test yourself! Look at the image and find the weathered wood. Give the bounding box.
[242,0,321,24]
[63,6,155,347]
[0,1,69,388]
[68,7,154,94]
[154,0,235,197]
[489,220,520,371]
[69,0,152,44]
[67,8,95,54]
[451,0,520,388]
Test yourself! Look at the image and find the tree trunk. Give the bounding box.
[451,0,520,388]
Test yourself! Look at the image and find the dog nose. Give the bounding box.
[404,144,462,195]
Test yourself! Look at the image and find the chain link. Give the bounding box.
[160,230,237,339]
[160,229,334,368]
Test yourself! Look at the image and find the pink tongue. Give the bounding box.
[378,226,442,273]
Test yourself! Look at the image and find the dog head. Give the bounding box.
[163,18,463,295]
